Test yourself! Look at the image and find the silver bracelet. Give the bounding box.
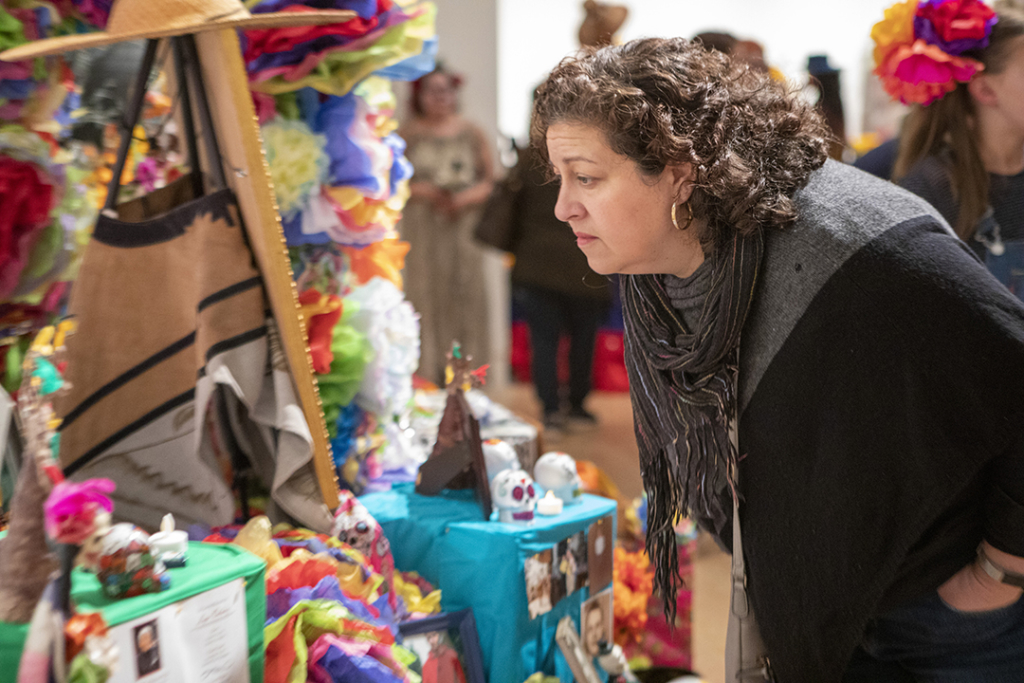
[977,546,1024,589]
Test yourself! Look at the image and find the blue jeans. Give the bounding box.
[512,286,607,416]
[843,590,1024,682]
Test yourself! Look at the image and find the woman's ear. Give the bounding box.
[667,162,697,202]
[968,74,999,108]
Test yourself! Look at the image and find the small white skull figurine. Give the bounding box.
[491,469,538,524]
[482,438,519,483]
[534,451,583,505]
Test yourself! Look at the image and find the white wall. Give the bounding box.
[498,0,900,144]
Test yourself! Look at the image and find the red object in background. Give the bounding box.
[591,330,629,392]
[510,321,532,383]
[510,322,629,392]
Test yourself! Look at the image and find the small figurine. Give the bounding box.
[534,451,583,505]
[76,511,113,572]
[96,524,170,599]
[482,439,518,483]
[331,490,398,611]
[491,469,538,524]
[415,342,493,520]
[331,491,393,569]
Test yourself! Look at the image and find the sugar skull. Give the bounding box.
[482,439,519,483]
[534,451,583,504]
[491,469,538,524]
[331,490,398,611]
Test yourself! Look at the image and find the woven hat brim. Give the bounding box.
[0,9,356,61]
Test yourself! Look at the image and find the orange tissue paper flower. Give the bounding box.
[340,238,410,289]
[64,612,108,661]
[613,547,654,646]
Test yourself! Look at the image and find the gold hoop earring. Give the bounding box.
[671,201,693,231]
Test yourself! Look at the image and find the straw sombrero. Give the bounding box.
[0,0,356,61]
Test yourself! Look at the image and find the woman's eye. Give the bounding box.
[577,176,592,186]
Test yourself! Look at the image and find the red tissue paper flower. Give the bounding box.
[917,0,996,44]
[0,156,57,298]
[298,288,343,374]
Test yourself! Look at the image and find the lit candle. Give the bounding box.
[148,514,188,567]
[537,490,563,516]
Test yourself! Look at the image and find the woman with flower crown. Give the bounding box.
[875,1,1024,296]
[531,12,1024,681]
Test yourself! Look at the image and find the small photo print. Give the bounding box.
[525,549,554,618]
[580,590,613,659]
[588,515,614,593]
[404,627,470,683]
[133,619,161,678]
[551,530,589,604]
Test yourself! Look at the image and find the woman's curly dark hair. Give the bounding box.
[530,37,832,244]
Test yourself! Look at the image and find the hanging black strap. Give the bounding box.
[104,39,158,212]
[104,35,227,211]
[180,34,227,190]
[171,36,203,202]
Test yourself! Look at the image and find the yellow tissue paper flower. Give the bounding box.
[872,0,918,67]
[261,118,329,218]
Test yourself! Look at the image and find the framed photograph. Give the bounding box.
[588,515,614,593]
[133,619,161,678]
[399,609,486,683]
[555,616,602,683]
[525,548,554,618]
[551,529,589,604]
[581,590,614,660]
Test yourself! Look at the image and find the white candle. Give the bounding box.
[537,490,563,516]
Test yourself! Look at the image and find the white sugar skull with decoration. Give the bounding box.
[534,451,583,505]
[482,438,519,483]
[331,490,398,610]
[491,469,538,524]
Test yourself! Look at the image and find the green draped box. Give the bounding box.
[0,541,266,683]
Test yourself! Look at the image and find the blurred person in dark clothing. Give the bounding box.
[506,146,611,433]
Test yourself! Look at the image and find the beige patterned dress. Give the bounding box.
[399,127,491,383]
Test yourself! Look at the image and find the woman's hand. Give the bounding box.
[937,544,1024,612]
[450,181,495,214]
[409,181,442,203]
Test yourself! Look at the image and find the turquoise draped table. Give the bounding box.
[0,541,266,683]
[361,484,616,683]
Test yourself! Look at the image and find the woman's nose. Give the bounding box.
[554,186,579,223]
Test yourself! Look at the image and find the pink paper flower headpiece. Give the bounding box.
[872,0,998,106]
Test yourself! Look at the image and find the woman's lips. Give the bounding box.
[574,232,597,247]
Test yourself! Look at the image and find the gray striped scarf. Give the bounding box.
[620,229,763,616]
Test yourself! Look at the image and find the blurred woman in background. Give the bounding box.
[399,66,493,383]
[891,3,1024,296]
